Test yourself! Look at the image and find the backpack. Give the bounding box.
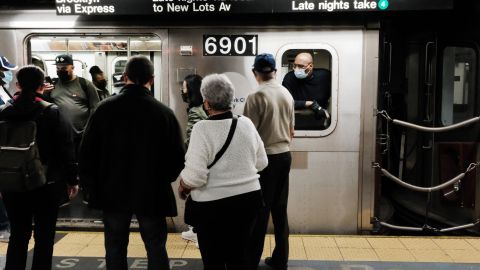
[0,100,53,192]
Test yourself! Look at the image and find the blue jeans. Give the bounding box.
[103,211,170,270]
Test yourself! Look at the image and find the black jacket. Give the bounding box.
[282,68,331,110]
[0,93,77,186]
[79,84,185,216]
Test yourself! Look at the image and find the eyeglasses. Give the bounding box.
[292,63,311,69]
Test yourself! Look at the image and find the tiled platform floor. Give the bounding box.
[1,232,480,264]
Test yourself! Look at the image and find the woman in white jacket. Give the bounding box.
[178,73,268,270]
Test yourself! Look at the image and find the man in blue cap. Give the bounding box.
[0,55,17,87]
[244,53,295,270]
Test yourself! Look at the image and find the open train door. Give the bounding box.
[27,33,166,229]
[377,5,480,233]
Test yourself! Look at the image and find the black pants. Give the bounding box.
[103,211,169,270]
[195,190,262,270]
[3,182,65,270]
[0,198,9,231]
[250,152,291,270]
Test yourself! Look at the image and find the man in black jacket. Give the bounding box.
[282,52,331,130]
[79,56,185,270]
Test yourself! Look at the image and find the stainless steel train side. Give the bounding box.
[0,10,379,234]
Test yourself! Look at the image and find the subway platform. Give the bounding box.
[1,232,480,269]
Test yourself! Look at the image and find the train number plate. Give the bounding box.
[203,35,257,56]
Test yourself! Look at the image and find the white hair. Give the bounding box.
[200,73,235,111]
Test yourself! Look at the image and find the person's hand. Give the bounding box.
[310,101,330,120]
[310,100,321,111]
[178,180,191,200]
[305,101,314,108]
[67,185,80,200]
[43,82,55,92]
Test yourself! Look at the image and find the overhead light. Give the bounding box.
[10,21,76,28]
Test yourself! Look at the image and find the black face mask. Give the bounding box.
[57,70,71,82]
[96,80,107,90]
[181,92,189,103]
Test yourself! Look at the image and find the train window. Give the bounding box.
[278,44,338,137]
[31,55,46,71]
[441,46,477,126]
[28,35,162,99]
[112,57,128,94]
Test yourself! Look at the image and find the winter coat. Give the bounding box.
[79,84,185,216]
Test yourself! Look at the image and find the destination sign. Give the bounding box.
[55,0,453,16]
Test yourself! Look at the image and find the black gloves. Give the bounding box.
[310,101,330,120]
[311,100,321,111]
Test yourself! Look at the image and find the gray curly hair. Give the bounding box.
[200,73,235,111]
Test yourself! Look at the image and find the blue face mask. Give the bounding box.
[3,70,13,85]
[294,68,308,79]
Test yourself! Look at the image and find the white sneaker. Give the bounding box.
[0,230,10,243]
[181,226,198,243]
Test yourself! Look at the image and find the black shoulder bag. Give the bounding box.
[184,115,239,226]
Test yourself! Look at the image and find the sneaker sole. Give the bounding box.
[181,235,198,243]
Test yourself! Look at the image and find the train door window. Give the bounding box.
[31,55,46,71]
[28,35,162,99]
[111,57,127,94]
[441,46,477,126]
[278,44,338,137]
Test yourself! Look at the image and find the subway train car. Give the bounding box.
[0,0,479,235]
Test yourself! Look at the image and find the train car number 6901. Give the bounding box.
[203,35,258,56]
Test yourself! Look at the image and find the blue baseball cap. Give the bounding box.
[253,53,276,74]
[0,55,17,70]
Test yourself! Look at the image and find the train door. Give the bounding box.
[27,34,164,228]
[378,20,480,232]
[168,28,378,233]
[432,37,480,224]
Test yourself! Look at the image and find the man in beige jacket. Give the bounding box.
[244,53,295,270]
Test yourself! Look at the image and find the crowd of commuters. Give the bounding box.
[0,51,330,269]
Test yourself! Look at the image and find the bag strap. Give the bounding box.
[78,77,91,109]
[53,77,90,108]
[36,100,53,118]
[207,115,239,169]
